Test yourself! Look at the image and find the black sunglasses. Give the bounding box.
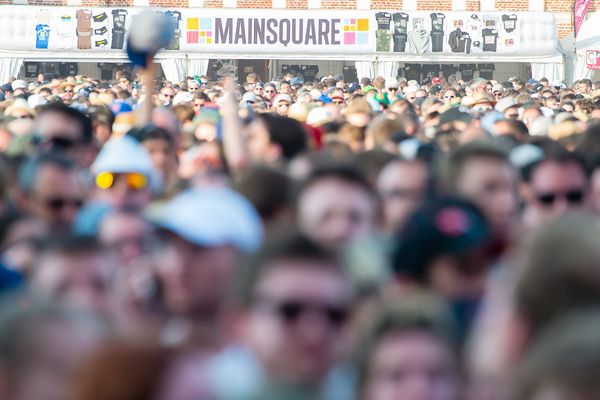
[536,189,585,206]
[258,298,349,326]
[45,197,84,211]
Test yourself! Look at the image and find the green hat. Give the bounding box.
[375,92,391,106]
[363,85,377,94]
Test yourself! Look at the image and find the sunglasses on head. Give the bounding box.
[95,172,148,191]
[536,189,585,207]
[45,197,83,211]
[258,297,349,326]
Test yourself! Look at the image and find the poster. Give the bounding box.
[0,7,558,57]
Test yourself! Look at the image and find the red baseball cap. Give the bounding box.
[431,77,442,85]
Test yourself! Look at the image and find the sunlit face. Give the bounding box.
[244,261,353,384]
[298,177,377,247]
[362,330,459,400]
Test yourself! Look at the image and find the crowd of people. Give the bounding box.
[0,67,600,400]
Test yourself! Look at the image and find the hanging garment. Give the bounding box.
[430,13,445,32]
[57,14,75,48]
[393,12,409,33]
[376,30,392,52]
[375,12,392,30]
[35,24,51,49]
[502,14,517,33]
[111,9,128,49]
[392,12,409,52]
[408,29,430,54]
[482,28,498,52]
[431,30,444,52]
[448,27,472,54]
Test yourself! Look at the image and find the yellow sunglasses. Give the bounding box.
[95,172,148,191]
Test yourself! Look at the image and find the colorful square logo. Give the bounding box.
[343,18,369,44]
[186,17,214,45]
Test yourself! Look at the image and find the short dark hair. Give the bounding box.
[256,113,308,161]
[295,164,375,206]
[126,124,173,146]
[234,164,291,223]
[233,231,345,306]
[38,102,93,144]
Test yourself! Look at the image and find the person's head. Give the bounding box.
[520,148,591,227]
[376,158,430,234]
[296,165,378,247]
[98,208,154,267]
[126,125,176,181]
[511,312,600,400]
[233,232,354,385]
[234,164,292,228]
[442,141,518,235]
[577,78,592,95]
[263,84,277,100]
[492,119,528,141]
[442,89,459,105]
[249,113,308,164]
[0,299,107,400]
[18,153,84,231]
[365,114,406,151]
[86,105,115,145]
[91,136,157,209]
[392,198,492,303]
[34,102,93,163]
[153,187,263,321]
[355,293,460,400]
[520,106,543,129]
[158,87,176,106]
[32,236,116,318]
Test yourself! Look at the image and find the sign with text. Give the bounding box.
[0,6,558,57]
[586,50,600,70]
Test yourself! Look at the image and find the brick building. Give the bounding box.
[0,0,597,83]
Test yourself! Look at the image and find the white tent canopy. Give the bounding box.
[574,11,600,81]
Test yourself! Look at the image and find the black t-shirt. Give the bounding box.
[459,64,476,81]
[112,9,128,31]
[431,13,445,32]
[393,13,409,30]
[502,14,517,33]
[478,63,494,79]
[442,64,457,78]
[422,64,441,79]
[403,64,421,82]
[376,12,392,30]
[482,28,498,52]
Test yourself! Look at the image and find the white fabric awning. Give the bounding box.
[576,11,600,53]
